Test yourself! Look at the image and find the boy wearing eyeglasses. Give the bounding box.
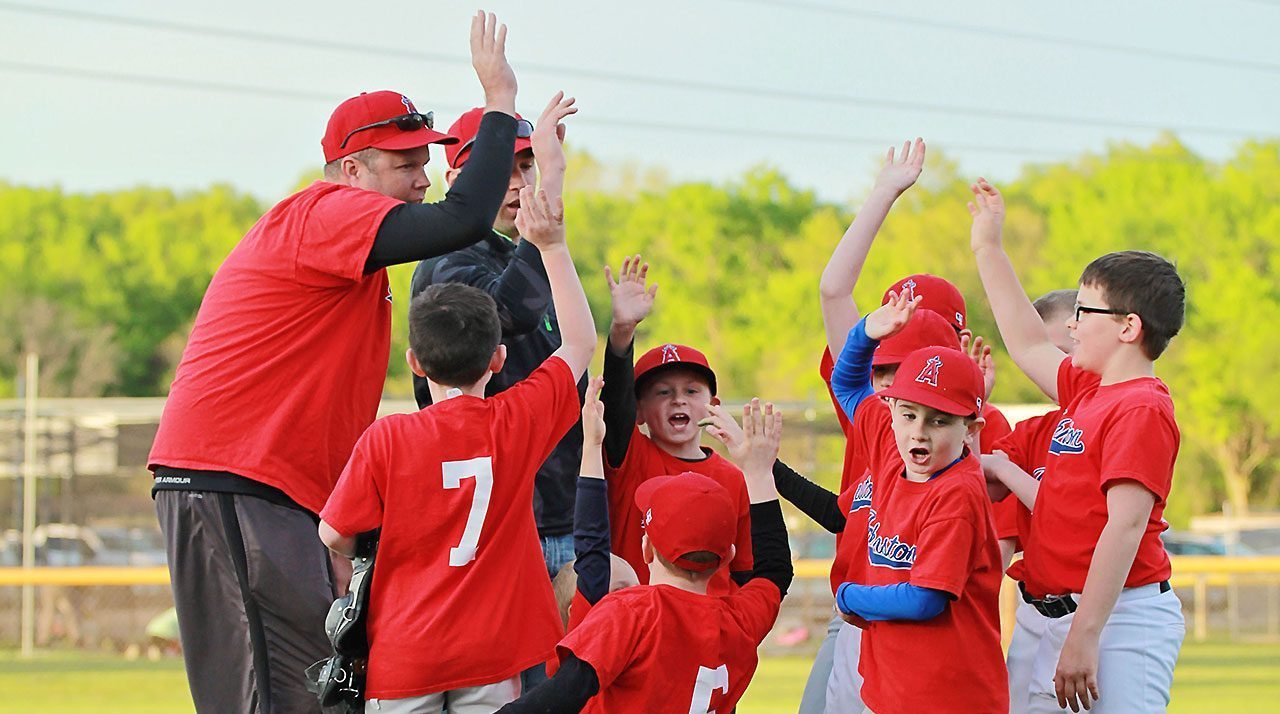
[968,179,1186,713]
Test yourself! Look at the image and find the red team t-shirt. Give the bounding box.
[849,396,1008,714]
[993,409,1063,558]
[556,581,782,713]
[320,357,580,698]
[149,181,402,513]
[605,434,753,595]
[1020,358,1178,597]
[977,403,1019,544]
[820,348,872,594]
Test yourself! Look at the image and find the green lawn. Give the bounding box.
[3,640,1277,712]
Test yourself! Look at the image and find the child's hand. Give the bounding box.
[530,91,576,172]
[864,289,921,341]
[605,255,658,329]
[960,333,997,402]
[581,375,606,446]
[514,186,565,250]
[701,403,747,462]
[873,138,926,197]
[739,398,782,478]
[980,452,1013,501]
[967,178,1006,253]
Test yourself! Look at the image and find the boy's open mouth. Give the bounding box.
[668,413,691,428]
[908,447,931,465]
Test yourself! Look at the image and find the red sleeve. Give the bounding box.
[820,348,854,438]
[557,595,645,689]
[496,357,582,466]
[978,404,1013,454]
[1098,405,1179,504]
[727,579,783,642]
[319,423,388,535]
[909,492,988,597]
[852,396,896,474]
[297,187,400,285]
[1055,356,1101,407]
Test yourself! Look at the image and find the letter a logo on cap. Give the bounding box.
[915,355,943,387]
[661,344,681,364]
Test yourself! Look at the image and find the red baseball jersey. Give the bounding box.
[1021,359,1178,597]
[605,433,752,595]
[820,348,873,594]
[993,409,1063,558]
[849,396,1008,714]
[977,403,1017,542]
[556,581,782,713]
[320,357,579,698]
[149,181,402,513]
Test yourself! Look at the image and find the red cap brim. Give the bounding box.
[372,127,459,152]
[877,382,977,417]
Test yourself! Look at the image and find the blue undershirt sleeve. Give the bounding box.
[829,318,879,423]
[835,582,950,622]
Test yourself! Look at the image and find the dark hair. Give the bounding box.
[653,549,720,579]
[1033,289,1078,321]
[408,284,502,387]
[1079,251,1185,359]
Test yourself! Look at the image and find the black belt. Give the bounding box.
[1019,580,1171,619]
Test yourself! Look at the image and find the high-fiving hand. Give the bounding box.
[514,186,565,250]
[874,138,926,197]
[864,289,921,341]
[470,11,517,114]
[967,178,1006,254]
[605,255,658,329]
[531,91,577,171]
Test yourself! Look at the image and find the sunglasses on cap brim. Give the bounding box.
[453,118,535,166]
[338,111,437,150]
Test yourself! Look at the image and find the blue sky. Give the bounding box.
[1,0,1277,203]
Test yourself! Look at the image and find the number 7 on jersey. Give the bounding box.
[442,457,494,566]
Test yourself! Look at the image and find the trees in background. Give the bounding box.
[2,138,1278,518]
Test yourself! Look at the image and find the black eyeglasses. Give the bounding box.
[1074,304,1129,322]
[453,118,535,165]
[338,111,436,150]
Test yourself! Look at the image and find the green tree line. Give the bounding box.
[2,136,1278,522]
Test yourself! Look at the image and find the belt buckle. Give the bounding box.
[1039,593,1077,619]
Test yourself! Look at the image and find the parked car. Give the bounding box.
[1161,530,1256,556]
[94,527,167,567]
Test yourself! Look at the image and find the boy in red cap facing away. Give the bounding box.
[599,257,753,595]
[317,181,595,711]
[828,291,1008,714]
[969,179,1185,713]
[498,400,793,713]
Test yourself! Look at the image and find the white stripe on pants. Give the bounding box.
[1007,583,1185,713]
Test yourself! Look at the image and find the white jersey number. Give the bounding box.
[442,457,494,566]
[689,664,729,713]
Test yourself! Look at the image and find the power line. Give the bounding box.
[0,2,1273,140]
[0,59,1077,159]
[725,0,1280,74]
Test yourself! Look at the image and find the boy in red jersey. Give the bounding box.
[316,182,595,711]
[969,178,1186,713]
[829,291,1008,714]
[599,257,753,595]
[499,400,793,713]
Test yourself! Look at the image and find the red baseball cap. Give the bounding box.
[883,275,967,333]
[321,91,457,163]
[878,346,984,417]
[873,309,961,367]
[635,472,736,573]
[634,343,717,396]
[445,107,533,169]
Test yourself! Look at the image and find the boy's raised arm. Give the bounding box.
[517,186,595,379]
[820,138,925,358]
[968,179,1065,401]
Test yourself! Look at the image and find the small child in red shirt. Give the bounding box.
[316,184,596,710]
[829,291,1009,714]
[498,400,794,713]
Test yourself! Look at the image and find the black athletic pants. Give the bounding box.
[157,490,335,714]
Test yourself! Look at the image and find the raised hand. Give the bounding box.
[531,91,577,170]
[514,186,565,250]
[739,399,782,480]
[873,138,926,197]
[960,333,997,401]
[864,289,920,341]
[605,255,658,329]
[470,11,517,115]
[967,178,1006,253]
[582,375,606,446]
[700,403,747,464]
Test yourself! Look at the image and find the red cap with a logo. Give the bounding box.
[322,91,457,163]
[883,274,967,333]
[634,343,717,396]
[873,309,961,367]
[878,346,985,417]
[445,107,533,169]
[635,472,736,573]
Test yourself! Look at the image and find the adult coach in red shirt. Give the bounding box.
[148,13,522,713]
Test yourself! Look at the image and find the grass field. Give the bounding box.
[4,640,1278,712]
